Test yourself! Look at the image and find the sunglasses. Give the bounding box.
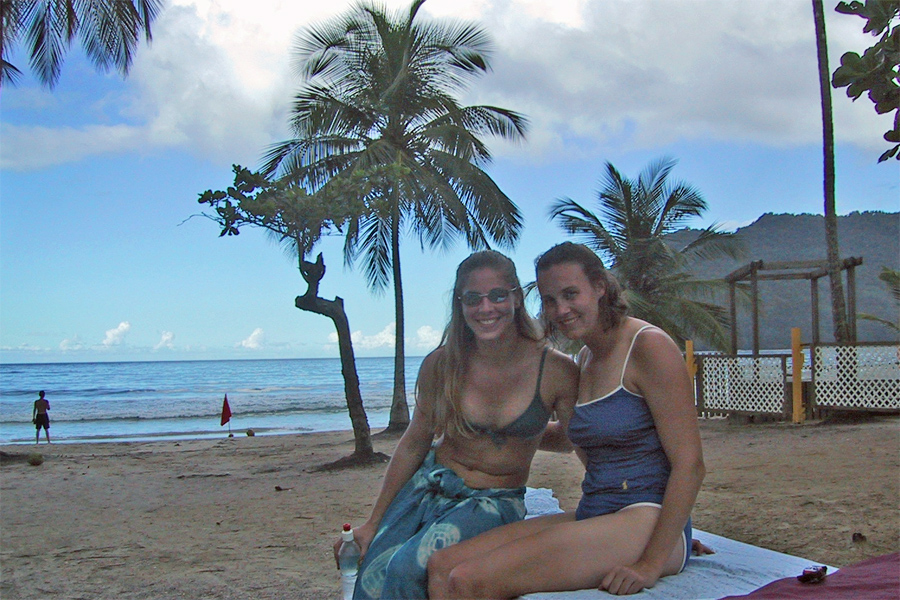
[458,287,518,307]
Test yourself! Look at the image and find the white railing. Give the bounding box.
[813,344,900,410]
[694,343,899,416]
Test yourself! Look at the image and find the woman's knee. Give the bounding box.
[444,561,493,599]
[427,546,453,582]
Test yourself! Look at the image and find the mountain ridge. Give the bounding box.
[666,211,899,349]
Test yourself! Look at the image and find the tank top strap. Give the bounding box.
[534,347,549,397]
[619,325,657,387]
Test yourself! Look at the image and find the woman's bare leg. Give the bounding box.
[428,512,573,598]
[441,505,685,599]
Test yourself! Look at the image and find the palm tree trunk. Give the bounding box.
[386,202,411,432]
[813,0,850,344]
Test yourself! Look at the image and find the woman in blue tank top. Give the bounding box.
[428,242,705,598]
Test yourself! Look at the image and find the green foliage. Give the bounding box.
[263,0,527,292]
[550,158,745,351]
[832,0,900,162]
[879,265,900,302]
[1,0,163,88]
[197,165,366,261]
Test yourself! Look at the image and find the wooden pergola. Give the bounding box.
[725,257,864,354]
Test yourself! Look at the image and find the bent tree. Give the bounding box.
[198,166,386,467]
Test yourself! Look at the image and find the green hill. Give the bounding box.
[667,211,899,350]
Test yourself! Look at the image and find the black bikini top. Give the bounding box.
[469,348,552,445]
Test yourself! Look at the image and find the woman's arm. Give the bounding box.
[603,328,705,594]
[538,350,579,453]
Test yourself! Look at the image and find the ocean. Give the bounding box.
[0,357,424,445]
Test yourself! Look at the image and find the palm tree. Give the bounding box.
[549,158,744,351]
[263,0,527,432]
[1,0,163,88]
[812,0,851,343]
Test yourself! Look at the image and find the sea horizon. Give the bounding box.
[0,356,425,446]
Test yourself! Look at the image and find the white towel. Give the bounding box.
[522,488,836,600]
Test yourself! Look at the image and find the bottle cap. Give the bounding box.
[341,523,354,542]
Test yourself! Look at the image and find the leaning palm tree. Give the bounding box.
[550,158,744,351]
[1,0,163,88]
[263,0,527,432]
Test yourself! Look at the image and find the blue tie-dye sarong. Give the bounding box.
[353,450,526,600]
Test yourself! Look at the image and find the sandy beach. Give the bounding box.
[2,415,897,600]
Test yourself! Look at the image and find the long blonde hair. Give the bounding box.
[420,250,543,438]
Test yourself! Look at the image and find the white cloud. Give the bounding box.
[328,323,398,349]
[471,0,891,162]
[414,325,443,350]
[0,123,146,170]
[325,323,442,351]
[154,331,176,350]
[2,0,892,170]
[59,336,85,351]
[102,322,131,347]
[239,328,265,349]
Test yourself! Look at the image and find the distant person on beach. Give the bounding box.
[33,391,50,444]
[427,242,706,598]
[336,250,579,600]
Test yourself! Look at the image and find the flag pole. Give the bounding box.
[221,394,233,437]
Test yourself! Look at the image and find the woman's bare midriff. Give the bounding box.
[435,435,539,489]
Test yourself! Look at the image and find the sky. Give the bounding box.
[1,0,898,364]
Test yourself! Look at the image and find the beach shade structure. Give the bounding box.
[221,394,232,435]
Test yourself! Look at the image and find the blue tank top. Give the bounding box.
[568,326,671,521]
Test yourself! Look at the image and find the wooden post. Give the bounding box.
[811,277,821,344]
[685,340,697,403]
[847,264,858,342]
[729,281,738,354]
[791,327,804,424]
[751,263,760,354]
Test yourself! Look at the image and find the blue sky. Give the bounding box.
[1,0,897,364]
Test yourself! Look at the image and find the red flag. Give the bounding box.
[220,395,232,426]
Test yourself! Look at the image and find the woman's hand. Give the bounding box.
[332,521,377,569]
[599,560,662,595]
[353,521,377,560]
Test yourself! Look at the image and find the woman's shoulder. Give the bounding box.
[419,346,446,370]
[627,320,682,364]
[542,345,579,402]
[544,345,578,373]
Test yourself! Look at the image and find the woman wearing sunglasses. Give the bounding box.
[427,242,705,598]
[343,250,579,600]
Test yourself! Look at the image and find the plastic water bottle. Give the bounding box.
[338,523,361,600]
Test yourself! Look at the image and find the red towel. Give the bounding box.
[719,552,899,600]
